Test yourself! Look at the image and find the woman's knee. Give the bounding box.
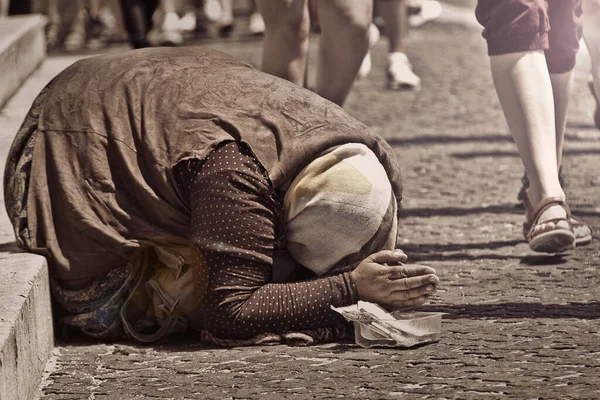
[319,0,372,40]
[584,0,600,19]
[259,0,310,43]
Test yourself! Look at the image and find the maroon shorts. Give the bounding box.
[476,0,583,73]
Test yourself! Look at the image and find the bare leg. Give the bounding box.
[256,0,310,87]
[550,71,574,169]
[379,0,420,89]
[218,0,232,20]
[64,0,88,51]
[45,0,62,49]
[584,0,600,127]
[160,0,177,14]
[316,0,372,105]
[46,0,62,24]
[380,0,407,53]
[490,51,567,229]
[87,0,103,17]
[216,0,234,34]
[0,0,8,17]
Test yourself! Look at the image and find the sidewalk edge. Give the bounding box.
[0,249,53,400]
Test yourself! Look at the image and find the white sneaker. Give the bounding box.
[248,12,265,35]
[357,23,381,80]
[161,12,183,45]
[357,52,373,80]
[162,12,180,32]
[179,11,197,33]
[409,0,442,28]
[387,52,421,90]
[216,15,234,36]
[204,0,222,22]
[367,22,380,48]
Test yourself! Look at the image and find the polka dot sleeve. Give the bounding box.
[179,141,358,340]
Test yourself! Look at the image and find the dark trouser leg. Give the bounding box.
[8,0,32,14]
[119,0,159,48]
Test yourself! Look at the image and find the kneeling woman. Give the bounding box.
[4,47,439,345]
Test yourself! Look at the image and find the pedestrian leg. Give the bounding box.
[584,0,600,127]
[379,0,421,90]
[315,0,373,105]
[256,0,310,87]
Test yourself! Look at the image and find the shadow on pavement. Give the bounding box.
[566,121,600,130]
[422,301,600,319]
[401,242,584,265]
[520,254,570,266]
[387,132,594,147]
[404,204,598,218]
[0,241,23,253]
[452,148,600,159]
[387,134,513,146]
[401,239,524,262]
[404,204,522,217]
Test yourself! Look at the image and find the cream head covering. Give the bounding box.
[283,143,398,276]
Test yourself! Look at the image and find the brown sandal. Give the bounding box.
[569,215,593,246]
[523,193,592,247]
[523,196,575,253]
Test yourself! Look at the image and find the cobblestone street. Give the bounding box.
[31,3,600,399]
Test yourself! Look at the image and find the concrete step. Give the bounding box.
[0,14,46,109]
[0,247,51,400]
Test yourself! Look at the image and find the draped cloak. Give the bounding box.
[8,47,403,283]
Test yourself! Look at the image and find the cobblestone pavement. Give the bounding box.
[36,4,600,399]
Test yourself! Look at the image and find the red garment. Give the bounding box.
[476,0,583,73]
[175,142,357,339]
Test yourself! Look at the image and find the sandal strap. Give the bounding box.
[525,197,571,241]
[530,197,570,220]
[522,192,534,222]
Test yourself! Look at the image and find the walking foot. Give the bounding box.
[523,197,575,253]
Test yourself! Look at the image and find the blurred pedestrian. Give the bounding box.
[3,0,33,15]
[156,0,185,45]
[247,0,264,35]
[584,0,600,128]
[37,0,113,51]
[475,0,592,253]
[379,0,421,89]
[203,0,263,36]
[44,0,62,49]
[4,47,438,344]
[406,0,441,28]
[359,0,440,90]
[63,0,110,51]
[256,0,373,106]
[119,0,158,48]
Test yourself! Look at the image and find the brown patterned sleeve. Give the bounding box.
[180,142,358,339]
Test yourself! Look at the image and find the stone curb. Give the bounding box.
[0,245,52,400]
[0,14,47,109]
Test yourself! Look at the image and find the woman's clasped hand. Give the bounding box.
[351,249,439,310]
